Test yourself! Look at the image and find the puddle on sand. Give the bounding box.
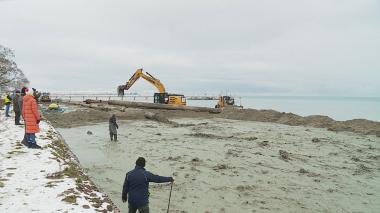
[58,121,134,212]
[57,120,191,212]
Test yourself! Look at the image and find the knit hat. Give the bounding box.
[21,87,28,96]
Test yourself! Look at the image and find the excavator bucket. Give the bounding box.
[117,85,125,96]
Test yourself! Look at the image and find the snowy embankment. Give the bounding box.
[0,110,119,212]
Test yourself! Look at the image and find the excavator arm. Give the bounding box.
[117,68,166,96]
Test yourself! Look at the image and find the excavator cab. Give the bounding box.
[154,93,167,104]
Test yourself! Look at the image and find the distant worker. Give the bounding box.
[122,157,174,213]
[3,92,12,117]
[22,90,41,149]
[12,90,22,125]
[109,114,119,141]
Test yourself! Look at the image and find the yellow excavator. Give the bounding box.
[117,68,186,105]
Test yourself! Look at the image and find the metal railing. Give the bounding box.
[50,94,153,102]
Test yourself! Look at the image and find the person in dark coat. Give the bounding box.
[12,90,22,125]
[32,88,41,102]
[109,114,119,141]
[122,157,174,213]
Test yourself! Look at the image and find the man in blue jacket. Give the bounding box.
[122,157,174,213]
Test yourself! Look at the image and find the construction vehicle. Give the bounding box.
[117,68,186,105]
[215,96,243,109]
[40,92,51,103]
[48,102,59,110]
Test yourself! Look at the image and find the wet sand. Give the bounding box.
[58,118,380,212]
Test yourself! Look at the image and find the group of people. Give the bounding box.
[3,87,41,149]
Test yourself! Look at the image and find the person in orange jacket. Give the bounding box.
[22,90,41,149]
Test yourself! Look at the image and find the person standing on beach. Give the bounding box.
[12,90,22,125]
[32,88,41,102]
[22,90,41,149]
[122,157,174,213]
[3,92,12,117]
[109,114,119,141]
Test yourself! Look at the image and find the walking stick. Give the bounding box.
[166,182,173,213]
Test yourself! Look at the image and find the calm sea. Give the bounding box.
[187,96,380,122]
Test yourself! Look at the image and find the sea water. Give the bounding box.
[187,96,380,122]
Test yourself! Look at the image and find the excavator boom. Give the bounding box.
[117,68,186,105]
[117,68,166,96]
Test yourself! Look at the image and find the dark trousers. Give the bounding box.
[5,104,11,116]
[110,132,117,141]
[26,133,36,144]
[21,116,27,144]
[15,112,21,124]
[128,204,149,213]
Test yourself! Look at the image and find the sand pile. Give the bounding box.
[47,102,380,137]
[220,108,380,137]
[328,119,380,136]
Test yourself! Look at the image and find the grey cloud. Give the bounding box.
[0,0,379,96]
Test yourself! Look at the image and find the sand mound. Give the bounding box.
[49,101,380,137]
[219,109,380,137]
[328,119,380,135]
[144,112,172,124]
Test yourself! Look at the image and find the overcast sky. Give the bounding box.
[0,0,379,96]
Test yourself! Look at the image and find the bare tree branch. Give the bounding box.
[0,44,29,91]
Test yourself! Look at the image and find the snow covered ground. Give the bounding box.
[0,110,119,212]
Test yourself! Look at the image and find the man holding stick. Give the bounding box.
[122,157,174,213]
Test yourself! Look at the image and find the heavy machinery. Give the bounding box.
[117,68,186,105]
[215,96,243,109]
[40,92,51,103]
